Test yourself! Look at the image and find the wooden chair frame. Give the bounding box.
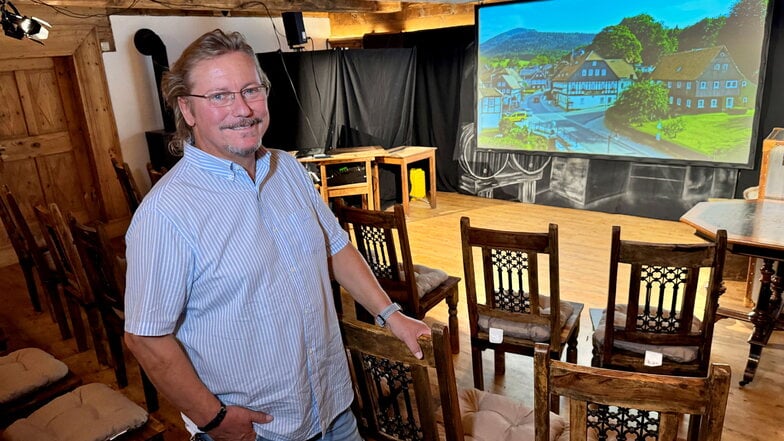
[592,226,728,377]
[34,203,109,365]
[0,185,42,312]
[534,343,731,441]
[335,202,460,353]
[69,216,159,412]
[2,186,71,341]
[341,318,464,441]
[460,217,583,394]
[112,158,143,215]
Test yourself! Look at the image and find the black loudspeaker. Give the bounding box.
[281,12,307,48]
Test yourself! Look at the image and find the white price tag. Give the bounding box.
[489,327,504,344]
[644,350,663,367]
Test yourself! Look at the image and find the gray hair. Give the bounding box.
[160,29,270,155]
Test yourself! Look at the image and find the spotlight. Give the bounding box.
[1,0,51,44]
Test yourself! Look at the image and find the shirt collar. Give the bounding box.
[183,143,269,183]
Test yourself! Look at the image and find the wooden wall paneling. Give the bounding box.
[0,72,27,138]
[14,66,66,136]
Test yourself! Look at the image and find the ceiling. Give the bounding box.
[9,0,484,41]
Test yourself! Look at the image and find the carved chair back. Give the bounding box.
[595,226,727,376]
[460,217,582,391]
[534,344,731,441]
[341,319,464,441]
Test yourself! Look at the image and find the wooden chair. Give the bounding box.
[534,343,731,441]
[2,185,71,341]
[459,217,583,398]
[341,319,568,441]
[591,226,728,377]
[34,203,109,365]
[334,202,461,353]
[0,185,42,312]
[112,158,143,215]
[146,162,167,185]
[69,215,159,412]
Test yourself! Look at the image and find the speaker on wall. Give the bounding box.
[281,11,308,49]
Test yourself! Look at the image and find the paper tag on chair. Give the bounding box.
[489,327,504,344]
[644,350,663,367]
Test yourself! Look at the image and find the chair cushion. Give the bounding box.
[477,295,575,342]
[459,388,569,441]
[0,348,69,403]
[592,305,701,363]
[4,383,149,441]
[399,263,450,298]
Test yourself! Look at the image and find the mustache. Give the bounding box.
[221,117,263,130]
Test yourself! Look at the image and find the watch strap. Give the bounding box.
[376,302,402,327]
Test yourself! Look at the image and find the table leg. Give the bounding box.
[740,258,783,386]
[428,153,437,209]
[400,163,410,215]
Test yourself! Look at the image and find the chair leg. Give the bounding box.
[141,367,159,412]
[447,290,459,354]
[45,281,72,340]
[107,329,128,388]
[66,297,89,353]
[20,262,42,312]
[471,345,484,390]
[566,330,579,364]
[494,349,506,375]
[86,306,109,365]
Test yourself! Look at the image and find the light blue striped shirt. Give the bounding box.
[124,145,353,440]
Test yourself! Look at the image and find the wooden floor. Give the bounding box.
[2,192,782,440]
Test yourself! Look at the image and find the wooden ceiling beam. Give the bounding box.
[8,0,388,15]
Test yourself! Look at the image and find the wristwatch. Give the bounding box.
[375,303,402,327]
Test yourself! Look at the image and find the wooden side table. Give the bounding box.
[374,146,437,214]
[298,149,383,210]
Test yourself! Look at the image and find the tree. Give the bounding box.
[591,25,642,64]
[718,0,768,78]
[607,81,669,125]
[620,14,677,66]
[677,17,726,51]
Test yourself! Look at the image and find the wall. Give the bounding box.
[101,15,331,193]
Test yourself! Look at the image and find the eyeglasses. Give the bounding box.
[183,84,269,108]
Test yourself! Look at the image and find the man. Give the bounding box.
[124,29,430,441]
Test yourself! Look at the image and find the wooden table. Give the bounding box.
[680,199,784,385]
[297,148,384,210]
[373,146,437,214]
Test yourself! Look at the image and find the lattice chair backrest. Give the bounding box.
[461,218,562,347]
[340,319,463,441]
[601,225,727,374]
[534,344,731,441]
[335,202,419,309]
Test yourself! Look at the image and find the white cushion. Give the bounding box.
[399,263,450,297]
[459,387,569,441]
[477,295,575,342]
[0,348,69,403]
[592,305,701,363]
[4,383,149,441]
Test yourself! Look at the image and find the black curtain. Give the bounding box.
[259,48,416,152]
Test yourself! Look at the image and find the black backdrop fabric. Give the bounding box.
[259,5,784,216]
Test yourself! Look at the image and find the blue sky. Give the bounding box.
[478,0,736,43]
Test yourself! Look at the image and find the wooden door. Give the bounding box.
[0,57,98,265]
[0,27,126,267]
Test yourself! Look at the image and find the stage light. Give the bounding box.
[1,0,51,44]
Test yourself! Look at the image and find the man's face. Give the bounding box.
[178,51,270,161]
